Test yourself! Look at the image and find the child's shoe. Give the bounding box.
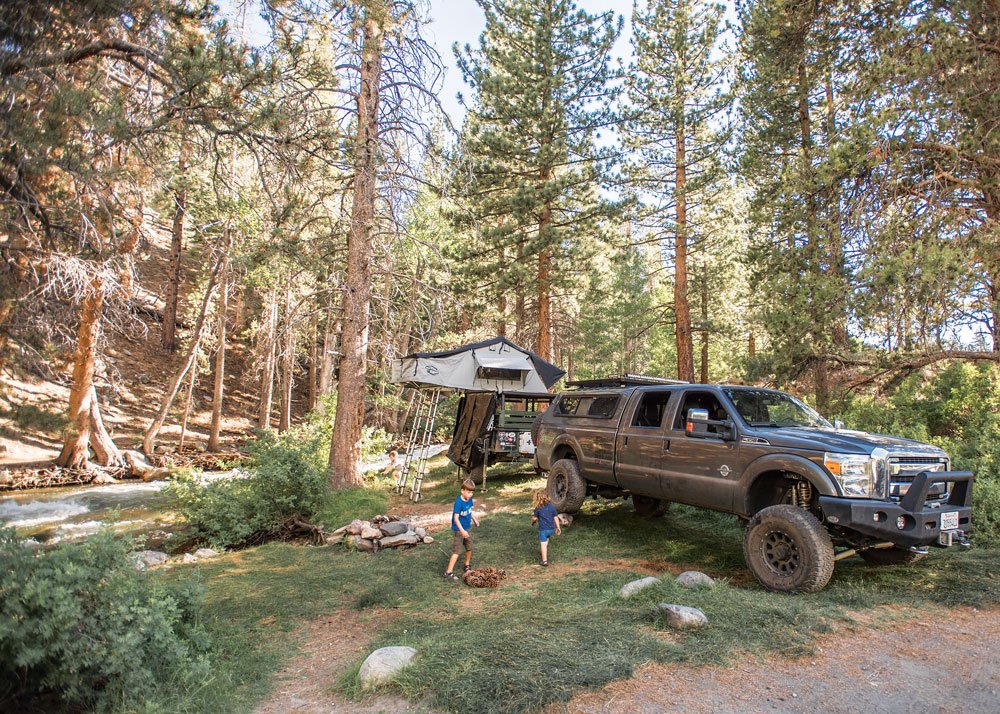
[444,571,459,581]
[463,564,472,574]
[541,560,548,567]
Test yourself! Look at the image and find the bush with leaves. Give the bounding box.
[0,529,210,712]
[169,425,330,548]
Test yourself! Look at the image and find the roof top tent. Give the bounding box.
[389,337,565,499]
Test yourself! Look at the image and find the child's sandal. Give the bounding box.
[444,571,459,581]
[541,560,548,567]
[463,564,472,574]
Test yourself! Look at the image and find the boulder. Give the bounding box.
[345,519,367,536]
[182,553,198,563]
[380,521,410,537]
[557,513,573,526]
[676,571,715,589]
[332,525,349,536]
[325,533,345,546]
[380,533,420,548]
[194,548,218,559]
[654,604,708,629]
[414,527,428,539]
[619,576,660,599]
[358,646,417,687]
[354,537,376,552]
[130,550,168,570]
[422,536,434,544]
[361,525,382,540]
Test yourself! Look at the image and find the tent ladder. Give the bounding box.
[410,388,442,502]
[396,390,427,494]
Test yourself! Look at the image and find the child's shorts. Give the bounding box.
[451,530,472,554]
[539,528,555,543]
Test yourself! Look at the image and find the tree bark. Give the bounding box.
[258,292,278,429]
[57,278,105,469]
[143,247,225,456]
[700,265,709,384]
[307,314,318,413]
[208,249,229,451]
[330,8,384,488]
[674,114,694,382]
[279,282,294,432]
[162,145,186,352]
[319,296,336,398]
[88,385,122,467]
[537,246,553,361]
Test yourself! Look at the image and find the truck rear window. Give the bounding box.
[587,396,620,418]
[556,397,583,415]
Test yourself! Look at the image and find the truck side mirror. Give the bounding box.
[685,408,710,436]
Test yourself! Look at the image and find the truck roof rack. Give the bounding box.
[565,374,690,388]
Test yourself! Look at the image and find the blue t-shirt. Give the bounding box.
[533,502,558,531]
[452,495,474,531]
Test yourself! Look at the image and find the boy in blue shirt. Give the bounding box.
[444,479,480,581]
[531,489,561,566]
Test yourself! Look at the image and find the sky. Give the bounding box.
[425,0,635,126]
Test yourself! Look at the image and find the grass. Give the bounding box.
[152,455,1000,714]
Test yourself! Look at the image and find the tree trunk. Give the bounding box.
[319,297,336,398]
[57,278,105,469]
[258,292,278,429]
[537,246,553,361]
[674,114,694,382]
[208,249,229,451]
[178,357,198,450]
[162,144,187,352]
[88,385,122,467]
[279,283,294,432]
[330,8,384,488]
[700,266,709,384]
[307,314,318,413]
[143,247,225,456]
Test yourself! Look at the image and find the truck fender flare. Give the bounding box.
[548,434,582,466]
[739,454,837,513]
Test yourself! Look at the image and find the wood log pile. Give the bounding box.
[327,514,435,553]
[0,465,132,491]
[463,566,508,588]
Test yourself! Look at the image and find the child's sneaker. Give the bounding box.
[444,571,459,581]
[463,564,472,574]
[541,560,549,567]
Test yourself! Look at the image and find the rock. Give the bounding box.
[141,467,172,483]
[354,537,376,552]
[194,548,218,558]
[380,521,410,537]
[619,576,660,599]
[191,442,207,453]
[414,527,428,539]
[183,553,198,563]
[654,604,708,629]
[676,571,715,589]
[345,519,366,536]
[361,526,382,540]
[325,533,345,546]
[129,550,168,570]
[358,646,417,687]
[557,513,573,526]
[380,533,420,548]
[332,525,349,536]
[422,536,434,544]
[154,444,174,455]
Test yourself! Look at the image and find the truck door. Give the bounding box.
[663,389,742,510]
[613,389,676,497]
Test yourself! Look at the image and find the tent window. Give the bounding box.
[476,366,524,381]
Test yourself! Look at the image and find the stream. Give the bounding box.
[0,444,450,544]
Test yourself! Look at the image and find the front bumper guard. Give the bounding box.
[819,470,974,548]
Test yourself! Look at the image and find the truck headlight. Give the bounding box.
[824,453,873,497]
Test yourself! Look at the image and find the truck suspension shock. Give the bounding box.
[791,480,812,509]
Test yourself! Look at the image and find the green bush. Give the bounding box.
[169,426,329,548]
[0,529,210,712]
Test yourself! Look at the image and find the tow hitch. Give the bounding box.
[939,529,971,548]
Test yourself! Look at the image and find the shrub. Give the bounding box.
[0,529,210,712]
[169,426,329,548]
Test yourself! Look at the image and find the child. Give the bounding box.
[381,450,401,482]
[531,489,561,566]
[444,479,480,581]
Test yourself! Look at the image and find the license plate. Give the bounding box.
[940,511,959,531]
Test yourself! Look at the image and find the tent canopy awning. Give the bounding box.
[390,337,565,393]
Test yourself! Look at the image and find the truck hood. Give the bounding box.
[744,425,947,456]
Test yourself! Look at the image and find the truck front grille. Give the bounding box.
[886,456,949,502]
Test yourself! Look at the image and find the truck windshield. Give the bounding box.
[723,388,831,428]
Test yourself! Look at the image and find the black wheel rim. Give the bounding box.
[761,529,800,576]
[554,472,568,499]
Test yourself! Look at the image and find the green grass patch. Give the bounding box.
[314,486,389,529]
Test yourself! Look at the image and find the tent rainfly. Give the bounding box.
[389,336,564,393]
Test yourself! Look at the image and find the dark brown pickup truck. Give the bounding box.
[533,379,974,592]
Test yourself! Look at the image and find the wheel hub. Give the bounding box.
[762,530,800,576]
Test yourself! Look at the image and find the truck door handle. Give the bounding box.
[663,440,670,452]
[622,436,629,447]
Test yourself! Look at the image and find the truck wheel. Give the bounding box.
[464,464,485,485]
[743,505,835,593]
[547,459,586,513]
[858,546,927,566]
[633,494,670,518]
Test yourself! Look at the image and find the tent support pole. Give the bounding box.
[397,390,427,494]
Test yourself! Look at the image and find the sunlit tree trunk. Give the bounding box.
[258,292,278,429]
[675,113,694,382]
[162,143,186,352]
[330,7,384,487]
[57,279,105,469]
[279,283,295,432]
[208,249,229,451]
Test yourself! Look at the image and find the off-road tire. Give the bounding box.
[464,463,486,485]
[547,459,587,513]
[858,546,927,566]
[632,494,671,518]
[743,504,835,593]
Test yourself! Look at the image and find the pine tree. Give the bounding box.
[454,0,622,361]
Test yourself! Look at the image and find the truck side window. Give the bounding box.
[587,396,620,418]
[631,391,672,428]
[674,391,728,434]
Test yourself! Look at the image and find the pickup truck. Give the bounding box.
[532,379,974,592]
